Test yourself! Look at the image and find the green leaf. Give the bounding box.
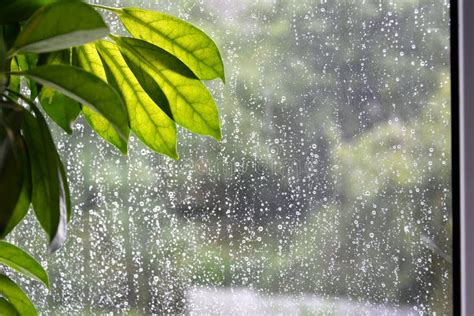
[0,24,19,51]
[0,109,27,237]
[0,0,60,25]
[0,153,31,239]
[58,157,71,222]
[116,7,224,81]
[74,44,128,154]
[39,88,81,134]
[16,65,130,141]
[0,27,8,92]
[10,1,108,55]
[15,54,39,100]
[96,40,178,159]
[7,58,20,97]
[0,275,37,316]
[0,241,49,287]
[0,297,17,315]
[22,106,67,252]
[39,50,81,134]
[114,36,221,140]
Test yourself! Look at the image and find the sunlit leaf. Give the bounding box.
[96,40,178,159]
[0,297,17,315]
[0,241,49,287]
[0,275,36,315]
[16,65,130,140]
[22,106,67,252]
[114,36,221,140]
[74,44,128,154]
[7,58,20,97]
[115,7,224,81]
[10,1,108,55]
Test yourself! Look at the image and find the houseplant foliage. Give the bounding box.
[0,0,224,313]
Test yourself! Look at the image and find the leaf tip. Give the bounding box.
[170,151,179,160]
[212,128,223,141]
[43,275,50,289]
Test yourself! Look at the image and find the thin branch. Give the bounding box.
[90,4,122,14]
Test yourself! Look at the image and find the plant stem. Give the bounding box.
[90,4,122,14]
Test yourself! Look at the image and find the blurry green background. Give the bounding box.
[8,0,452,314]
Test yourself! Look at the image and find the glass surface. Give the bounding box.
[10,0,452,314]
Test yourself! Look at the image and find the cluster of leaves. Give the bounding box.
[0,0,224,314]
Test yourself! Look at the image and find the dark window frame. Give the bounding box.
[454,0,474,314]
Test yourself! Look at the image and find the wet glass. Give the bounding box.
[10,0,452,314]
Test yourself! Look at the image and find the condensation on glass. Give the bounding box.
[10,0,452,314]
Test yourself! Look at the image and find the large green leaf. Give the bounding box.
[10,1,108,55]
[114,37,222,140]
[0,109,27,237]
[0,162,31,239]
[96,40,178,158]
[0,297,17,315]
[39,50,81,134]
[22,106,67,252]
[16,65,130,140]
[0,275,36,315]
[114,7,224,81]
[0,0,59,25]
[74,44,128,154]
[39,87,81,134]
[0,241,49,287]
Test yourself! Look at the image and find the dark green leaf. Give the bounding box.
[0,109,27,237]
[0,275,36,315]
[0,161,31,238]
[0,0,60,25]
[96,40,178,158]
[10,1,108,55]
[0,24,19,50]
[0,26,8,92]
[16,65,130,140]
[0,241,49,287]
[114,36,221,140]
[39,50,81,134]
[74,44,128,154]
[39,88,81,134]
[0,297,17,315]
[22,106,67,252]
[115,7,225,81]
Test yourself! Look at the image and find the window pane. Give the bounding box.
[12,0,452,314]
